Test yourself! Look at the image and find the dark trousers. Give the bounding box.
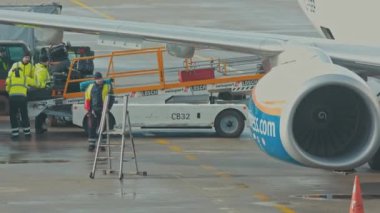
[35,113,47,133]
[87,110,103,145]
[9,96,30,136]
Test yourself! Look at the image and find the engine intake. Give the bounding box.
[293,85,372,159]
[283,75,380,170]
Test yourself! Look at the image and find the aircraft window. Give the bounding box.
[320,26,335,40]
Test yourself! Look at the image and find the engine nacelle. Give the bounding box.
[248,52,380,170]
[166,43,195,58]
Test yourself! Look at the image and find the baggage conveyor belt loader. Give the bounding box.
[32,47,265,137]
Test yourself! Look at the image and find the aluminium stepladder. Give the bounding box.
[89,94,147,180]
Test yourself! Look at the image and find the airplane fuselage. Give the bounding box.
[297,0,380,45]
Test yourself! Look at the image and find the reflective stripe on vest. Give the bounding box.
[8,69,27,96]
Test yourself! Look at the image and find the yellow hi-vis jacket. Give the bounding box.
[34,63,51,89]
[84,83,111,111]
[9,61,35,79]
[6,68,36,96]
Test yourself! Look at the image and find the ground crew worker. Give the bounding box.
[34,55,51,89]
[84,72,114,151]
[33,55,51,134]
[0,47,9,79]
[9,51,34,79]
[6,66,36,138]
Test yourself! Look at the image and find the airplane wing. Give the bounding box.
[0,10,285,57]
[0,10,379,74]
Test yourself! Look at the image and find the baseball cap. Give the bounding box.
[94,72,103,79]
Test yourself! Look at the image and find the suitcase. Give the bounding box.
[49,43,68,61]
[178,68,215,82]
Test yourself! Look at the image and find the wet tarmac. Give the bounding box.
[1,0,380,212]
[0,119,380,213]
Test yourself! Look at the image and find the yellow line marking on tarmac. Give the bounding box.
[254,193,296,213]
[185,154,198,160]
[70,0,116,20]
[254,193,271,202]
[155,139,170,145]
[169,145,183,153]
[216,171,231,179]
[274,204,296,213]
[235,183,249,189]
[200,165,218,171]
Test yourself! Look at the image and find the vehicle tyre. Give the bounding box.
[0,95,9,115]
[368,148,380,171]
[214,109,245,138]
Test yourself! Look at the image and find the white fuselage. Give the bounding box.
[297,0,380,45]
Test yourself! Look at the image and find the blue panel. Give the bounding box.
[79,78,113,91]
[247,97,298,164]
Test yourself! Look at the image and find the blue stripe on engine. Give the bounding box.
[247,97,298,164]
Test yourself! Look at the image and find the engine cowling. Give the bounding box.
[248,49,380,170]
[166,43,195,58]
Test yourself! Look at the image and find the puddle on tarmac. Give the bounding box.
[0,159,70,164]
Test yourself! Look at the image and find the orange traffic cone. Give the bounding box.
[349,175,364,213]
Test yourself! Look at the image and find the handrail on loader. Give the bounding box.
[63,47,166,99]
[63,47,264,100]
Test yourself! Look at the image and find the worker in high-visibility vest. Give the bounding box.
[6,65,36,138]
[34,55,51,134]
[9,51,35,79]
[34,55,51,89]
[84,72,114,151]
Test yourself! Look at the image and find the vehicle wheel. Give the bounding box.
[0,95,9,115]
[214,109,245,138]
[368,148,380,170]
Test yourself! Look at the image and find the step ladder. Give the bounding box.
[89,94,147,180]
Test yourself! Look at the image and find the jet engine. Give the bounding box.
[166,43,195,58]
[248,47,380,170]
